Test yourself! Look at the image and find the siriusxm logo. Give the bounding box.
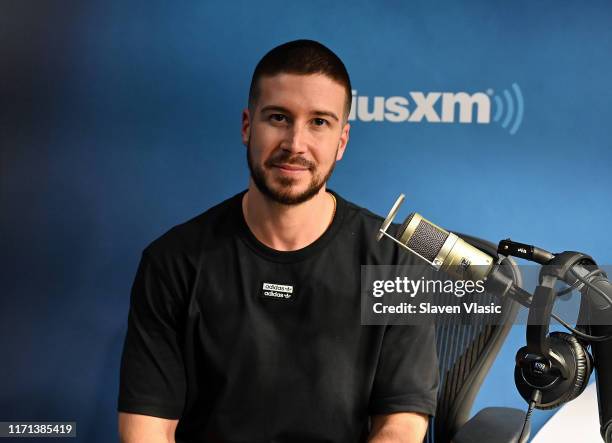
[349,83,524,135]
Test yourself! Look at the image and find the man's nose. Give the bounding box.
[282,124,307,153]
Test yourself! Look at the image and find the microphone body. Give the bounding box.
[378,197,532,307]
[397,212,494,281]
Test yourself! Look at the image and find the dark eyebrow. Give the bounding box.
[312,110,339,122]
[259,105,339,122]
[260,105,292,115]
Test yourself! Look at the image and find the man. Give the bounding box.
[118,40,439,443]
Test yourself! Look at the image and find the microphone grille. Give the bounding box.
[404,216,449,261]
[398,213,416,238]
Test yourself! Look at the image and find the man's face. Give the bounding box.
[242,73,350,205]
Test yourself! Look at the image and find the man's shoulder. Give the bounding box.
[143,191,243,263]
[340,195,384,223]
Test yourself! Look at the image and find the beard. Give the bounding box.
[246,141,337,205]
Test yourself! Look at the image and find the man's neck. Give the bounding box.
[242,184,336,251]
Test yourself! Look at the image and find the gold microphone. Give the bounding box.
[378,194,494,282]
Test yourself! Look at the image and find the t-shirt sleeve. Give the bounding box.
[369,323,439,417]
[118,250,186,419]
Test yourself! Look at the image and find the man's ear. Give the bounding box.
[241,109,251,146]
[336,122,350,161]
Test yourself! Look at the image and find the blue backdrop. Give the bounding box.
[2,1,611,441]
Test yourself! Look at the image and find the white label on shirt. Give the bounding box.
[261,282,293,299]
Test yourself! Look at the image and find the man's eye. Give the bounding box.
[270,114,287,122]
[313,118,328,126]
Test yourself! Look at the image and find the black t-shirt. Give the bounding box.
[118,190,439,443]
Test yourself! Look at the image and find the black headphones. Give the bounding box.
[514,252,596,410]
[515,330,593,409]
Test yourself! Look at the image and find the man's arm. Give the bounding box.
[118,250,187,441]
[368,412,429,443]
[118,412,178,443]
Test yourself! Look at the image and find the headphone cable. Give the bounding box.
[518,389,542,443]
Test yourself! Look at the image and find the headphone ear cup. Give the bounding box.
[562,332,593,398]
[544,332,592,408]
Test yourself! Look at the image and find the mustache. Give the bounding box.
[264,151,315,170]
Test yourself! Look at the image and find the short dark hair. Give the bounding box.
[248,39,352,120]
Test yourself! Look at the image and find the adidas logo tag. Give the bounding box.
[260,282,294,300]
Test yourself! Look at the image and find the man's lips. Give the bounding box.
[273,163,310,172]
